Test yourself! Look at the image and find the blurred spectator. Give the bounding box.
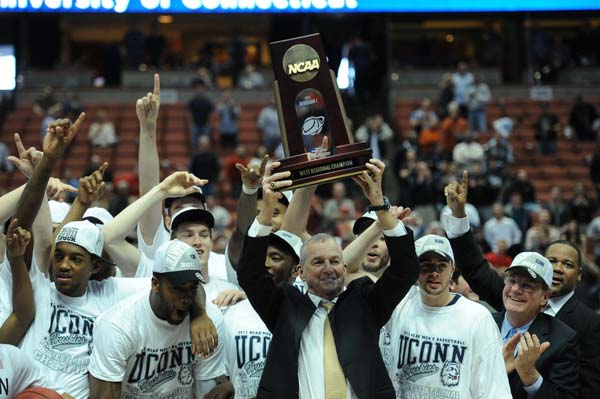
[467,162,494,220]
[569,96,598,141]
[484,239,513,269]
[187,79,214,151]
[0,140,13,172]
[122,20,144,68]
[569,182,595,225]
[528,19,550,79]
[484,132,514,171]
[437,73,454,118]
[393,131,418,176]
[449,271,480,302]
[228,31,247,86]
[590,142,600,202]
[238,65,265,89]
[33,86,58,117]
[422,143,448,177]
[466,74,491,133]
[524,209,561,252]
[405,161,437,226]
[451,62,475,114]
[217,90,240,149]
[574,21,599,66]
[62,167,79,202]
[223,145,249,198]
[549,36,571,74]
[491,105,514,139]
[484,202,522,253]
[85,154,113,184]
[544,186,572,227]
[441,202,481,229]
[257,99,281,154]
[348,34,374,102]
[354,113,394,160]
[504,169,537,207]
[189,135,220,197]
[88,110,117,148]
[397,149,418,206]
[41,104,62,137]
[586,212,600,265]
[486,157,505,200]
[108,180,131,216]
[409,98,438,136]
[62,92,84,120]
[322,182,356,222]
[452,133,485,173]
[206,195,231,233]
[440,101,469,153]
[504,192,532,237]
[144,22,166,68]
[534,102,560,154]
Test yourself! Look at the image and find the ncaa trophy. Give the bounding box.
[270,33,372,190]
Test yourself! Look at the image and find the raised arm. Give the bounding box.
[136,74,162,246]
[226,155,267,269]
[0,219,35,345]
[443,171,505,311]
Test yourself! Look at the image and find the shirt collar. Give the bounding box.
[548,291,575,314]
[307,291,339,307]
[501,314,536,339]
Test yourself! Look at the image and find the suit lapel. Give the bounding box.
[555,295,576,323]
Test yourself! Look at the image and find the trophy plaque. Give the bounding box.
[270,33,372,190]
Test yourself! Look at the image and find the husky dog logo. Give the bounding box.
[440,361,460,387]
[302,116,325,136]
[178,364,193,385]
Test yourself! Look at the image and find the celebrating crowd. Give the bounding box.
[0,74,599,399]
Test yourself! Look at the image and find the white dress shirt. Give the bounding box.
[545,291,575,317]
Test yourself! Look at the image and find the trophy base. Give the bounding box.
[277,142,373,190]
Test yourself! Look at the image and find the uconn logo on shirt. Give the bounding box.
[127,343,195,393]
[235,333,271,370]
[397,333,466,387]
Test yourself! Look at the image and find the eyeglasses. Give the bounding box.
[420,261,451,274]
[503,275,543,293]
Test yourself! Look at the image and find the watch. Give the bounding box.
[367,196,391,212]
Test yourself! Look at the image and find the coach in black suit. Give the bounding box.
[442,173,579,399]
[238,160,419,399]
[543,240,600,399]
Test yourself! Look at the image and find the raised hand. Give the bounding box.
[46,177,77,201]
[444,170,468,218]
[390,205,412,224]
[5,218,32,259]
[136,73,160,127]
[236,154,268,190]
[352,158,385,205]
[258,162,292,225]
[7,133,42,178]
[77,162,109,206]
[515,332,550,385]
[212,289,247,308]
[159,171,208,198]
[43,112,85,159]
[502,332,521,374]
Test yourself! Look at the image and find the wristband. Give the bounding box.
[242,185,259,195]
[367,196,391,212]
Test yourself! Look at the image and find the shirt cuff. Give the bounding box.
[248,218,272,237]
[441,213,470,239]
[524,375,543,398]
[383,221,407,237]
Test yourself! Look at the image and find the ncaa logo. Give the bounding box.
[302,116,325,136]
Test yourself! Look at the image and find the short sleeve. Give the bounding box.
[88,317,133,382]
[100,277,152,304]
[193,302,227,380]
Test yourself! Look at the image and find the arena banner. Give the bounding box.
[0,0,599,14]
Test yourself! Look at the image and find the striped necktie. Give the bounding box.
[322,301,347,399]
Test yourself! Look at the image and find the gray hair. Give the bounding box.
[299,233,340,267]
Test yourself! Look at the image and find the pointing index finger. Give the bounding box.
[14,133,26,155]
[461,170,468,188]
[153,73,160,96]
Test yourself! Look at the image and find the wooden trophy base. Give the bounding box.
[277,142,372,190]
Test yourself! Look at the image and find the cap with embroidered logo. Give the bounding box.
[352,211,378,235]
[508,252,553,288]
[153,239,205,286]
[269,230,302,264]
[55,220,114,265]
[415,235,455,263]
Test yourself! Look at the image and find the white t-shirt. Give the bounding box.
[205,279,240,314]
[136,225,235,283]
[380,286,511,399]
[0,344,50,399]
[222,300,272,399]
[1,263,150,399]
[88,292,226,399]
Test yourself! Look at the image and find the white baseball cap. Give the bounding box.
[269,230,302,263]
[352,211,377,235]
[508,252,553,288]
[170,206,215,232]
[55,220,113,264]
[415,235,455,263]
[49,200,71,224]
[164,186,207,211]
[153,239,205,286]
[82,207,113,228]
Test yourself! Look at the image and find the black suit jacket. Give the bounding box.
[555,295,600,399]
[450,230,579,399]
[238,231,419,399]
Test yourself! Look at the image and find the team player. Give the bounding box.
[88,240,226,399]
[380,234,512,398]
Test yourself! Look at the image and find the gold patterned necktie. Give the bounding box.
[322,301,347,399]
